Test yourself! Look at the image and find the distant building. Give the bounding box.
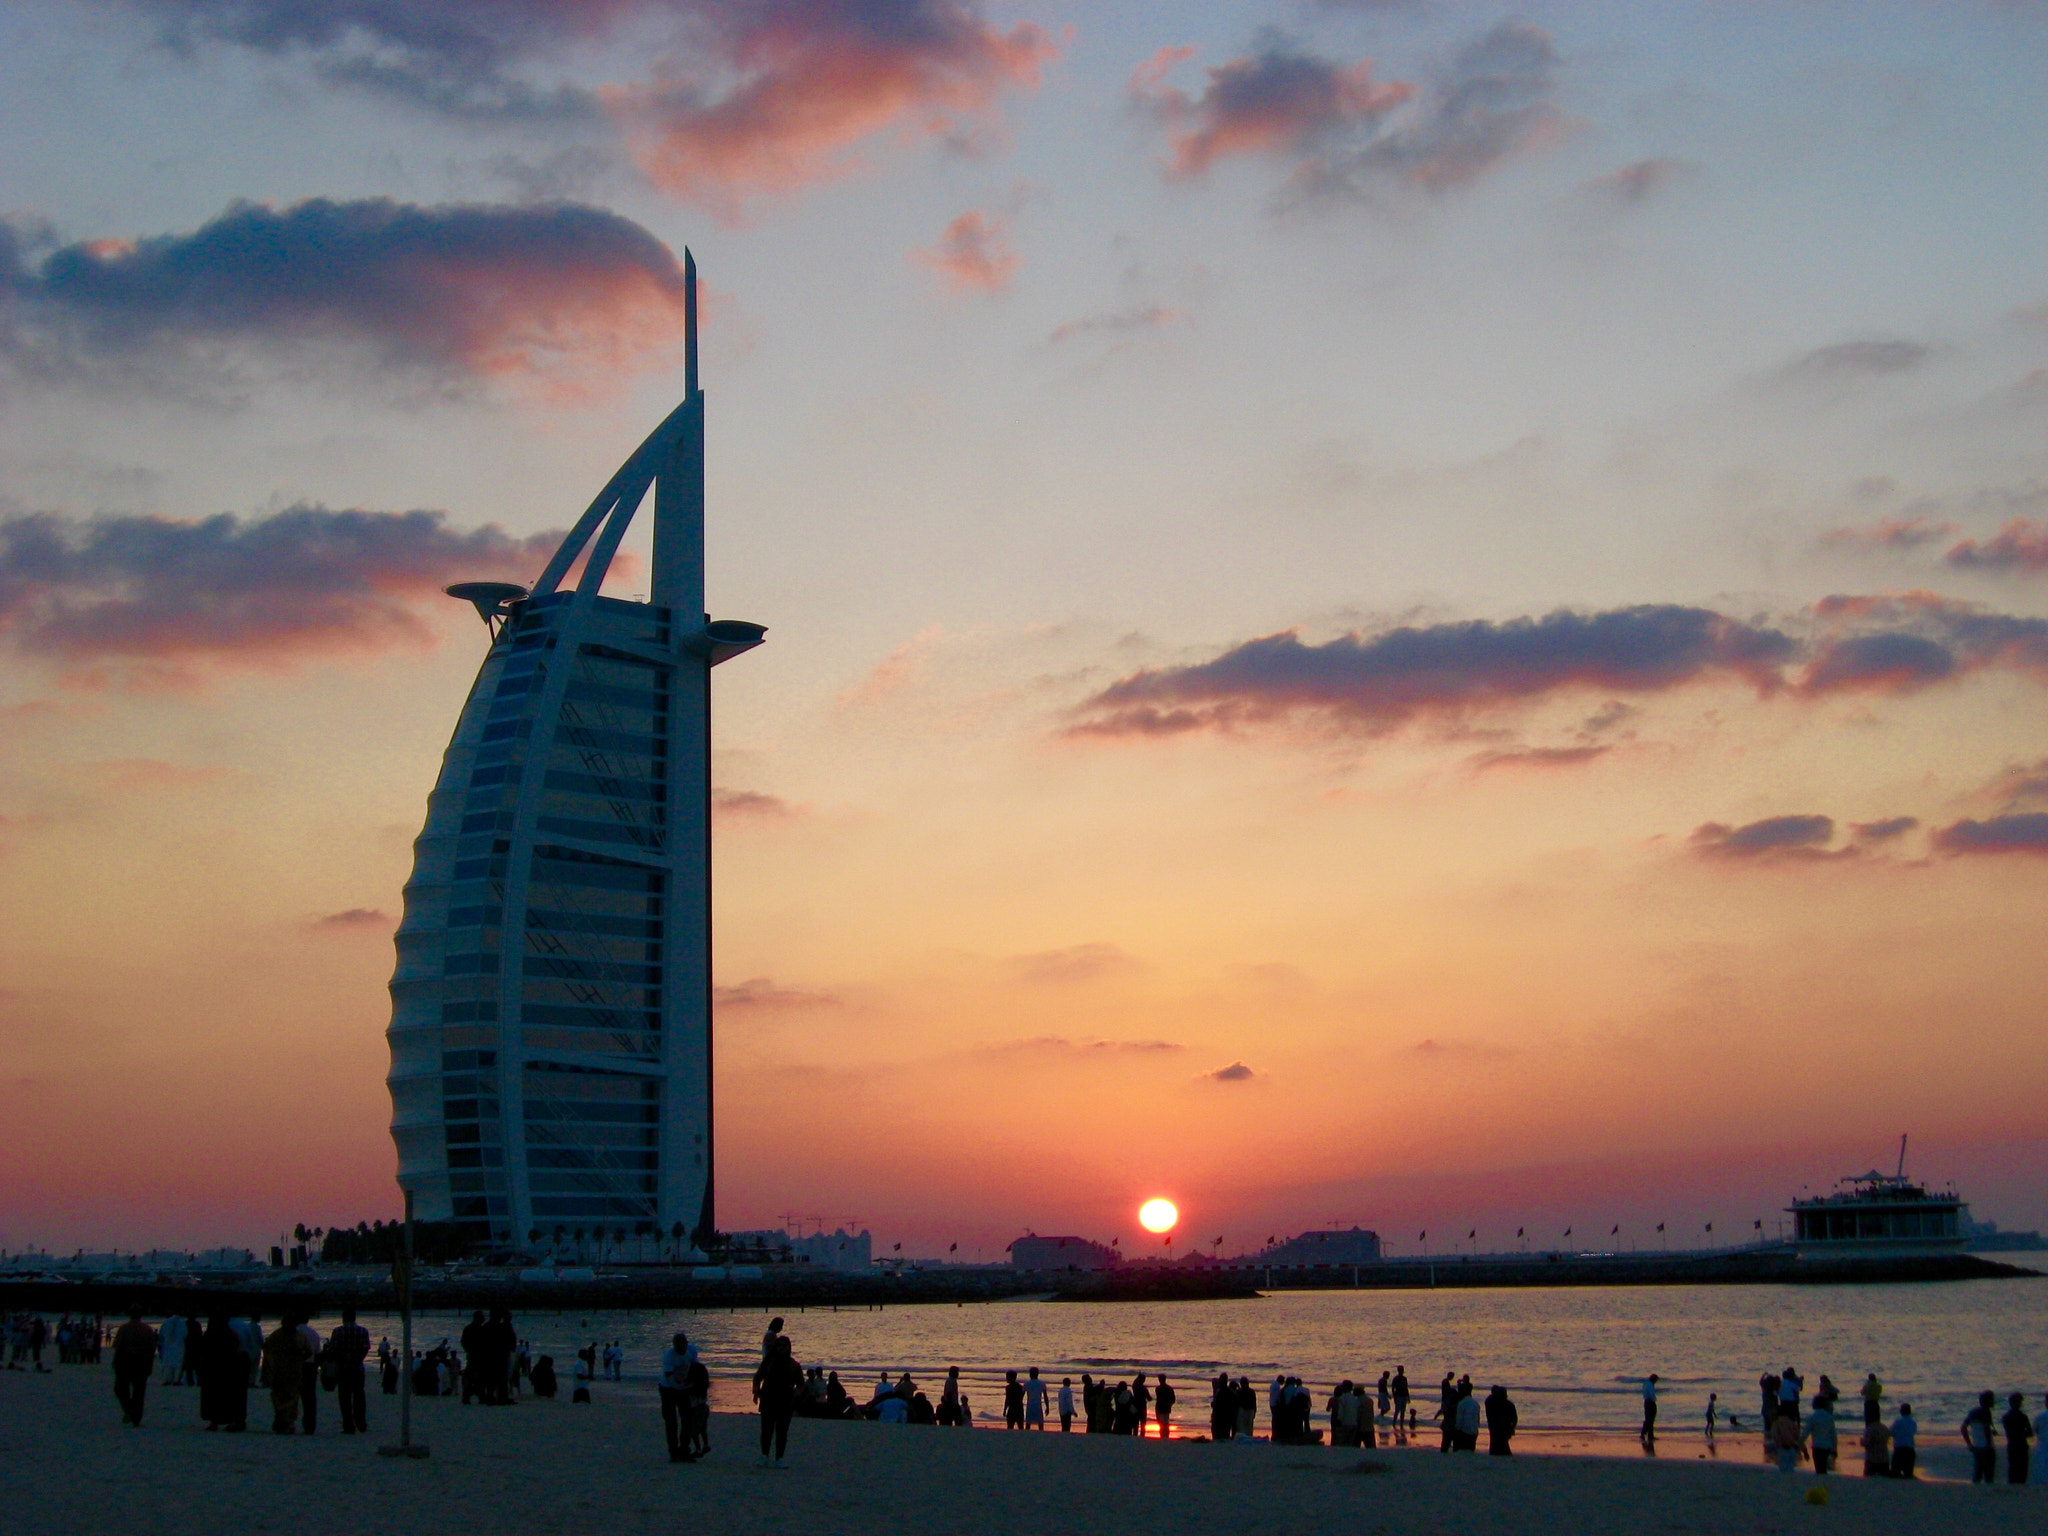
[1253,1227,1382,1265]
[725,1228,874,1272]
[1010,1234,1123,1271]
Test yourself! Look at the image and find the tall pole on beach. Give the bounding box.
[380,1191,428,1458]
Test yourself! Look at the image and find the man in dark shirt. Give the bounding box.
[1962,1391,1999,1483]
[2002,1393,2035,1485]
[329,1306,372,1435]
[111,1309,156,1427]
[1484,1385,1519,1455]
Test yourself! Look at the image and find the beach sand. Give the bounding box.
[3,1367,2037,1535]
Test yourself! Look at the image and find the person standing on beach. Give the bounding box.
[1771,1402,1802,1472]
[1454,1382,1481,1452]
[1154,1375,1175,1439]
[1805,1394,1838,1475]
[1235,1377,1256,1440]
[111,1308,156,1427]
[1962,1391,1998,1483]
[260,1313,309,1435]
[1860,1413,1891,1477]
[331,1307,369,1435]
[2002,1393,2034,1484]
[1639,1374,1659,1444]
[754,1333,802,1467]
[1759,1372,1778,1439]
[1004,1370,1024,1429]
[1391,1368,1409,1441]
[297,1315,324,1435]
[1059,1377,1075,1432]
[1704,1392,1717,1442]
[1025,1367,1048,1430]
[659,1332,693,1462]
[1436,1373,1457,1452]
[760,1317,784,1368]
[1484,1385,1517,1456]
[1860,1373,1883,1425]
[1889,1403,1918,1479]
[198,1313,249,1432]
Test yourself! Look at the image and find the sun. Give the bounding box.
[1138,1198,1179,1234]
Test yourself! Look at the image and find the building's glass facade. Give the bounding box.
[388,286,758,1253]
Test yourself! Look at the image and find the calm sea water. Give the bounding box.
[352,1259,2046,1473]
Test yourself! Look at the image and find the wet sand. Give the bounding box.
[2,1365,2037,1535]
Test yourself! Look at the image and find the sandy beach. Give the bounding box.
[4,1365,2038,1536]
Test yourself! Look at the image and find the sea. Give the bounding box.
[353,1259,2047,1478]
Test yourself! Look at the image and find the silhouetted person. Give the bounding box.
[660,1332,692,1462]
[1640,1373,1659,1444]
[1484,1385,1518,1455]
[199,1314,249,1431]
[111,1309,156,1427]
[331,1306,370,1434]
[260,1312,309,1435]
[754,1333,802,1466]
[296,1315,323,1435]
[1004,1370,1024,1428]
[530,1355,557,1398]
[2003,1393,2034,1485]
[1154,1374,1175,1438]
[1889,1402,1918,1479]
[1963,1390,1998,1483]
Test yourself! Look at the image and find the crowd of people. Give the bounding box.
[7,1304,2044,1489]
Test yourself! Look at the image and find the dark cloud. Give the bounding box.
[1931,813,2048,857]
[0,198,693,395]
[1048,304,1191,346]
[1007,943,1141,985]
[713,977,841,1009]
[1800,594,2048,695]
[1946,519,2048,575]
[1851,816,1919,844]
[314,907,393,929]
[1795,629,1957,693]
[1775,339,1931,385]
[0,505,558,669]
[1202,1060,1256,1082]
[1072,606,1796,737]
[1689,815,1844,861]
[1129,35,1414,179]
[1295,22,1562,199]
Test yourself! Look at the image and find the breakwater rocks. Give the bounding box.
[2,1249,2032,1317]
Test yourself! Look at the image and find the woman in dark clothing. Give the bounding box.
[199,1314,249,1432]
[753,1334,803,1466]
[1484,1385,1519,1455]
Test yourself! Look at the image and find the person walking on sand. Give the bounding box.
[1704,1392,1718,1442]
[1484,1385,1518,1456]
[199,1313,249,1432]
[753,1333,802,1467]
[1025,1367,1048,1430]
[1962,1390,1998,1483]
[2002,1393,2034,1484]
[331,1306,370,1435]
[1059,1377,1075,1432]
[260,1312,309,1435]
[1640,1374,1659,1444]
[111,1308,156,1427]
[1890,1402,1918,1479]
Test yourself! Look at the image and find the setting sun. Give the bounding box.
[1138,1198,1179,1234]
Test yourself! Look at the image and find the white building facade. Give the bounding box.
[386,255,762,1252]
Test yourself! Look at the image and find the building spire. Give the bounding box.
[684,247,698,399]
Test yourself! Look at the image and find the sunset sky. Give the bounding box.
[4,0,2047,1258]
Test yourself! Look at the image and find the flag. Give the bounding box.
[1705,1223,1713,1233]
[1419,1231,1427,1241]
[1516,1228,1524,1238]
[1610,1225,1619,1235]
[1112,1237,1119,1246]
[948,1242,957,1253]
[1753,1219,1763,1230]
[1656,1223,1665,1233]
[1563,1227,1571,1237]
[892,1243,901,1252]
[1467,1230,1476,1240]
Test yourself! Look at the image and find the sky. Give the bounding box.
[2,0,2047,1259]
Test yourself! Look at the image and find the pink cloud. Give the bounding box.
[608,3,1057,220]
[912,209,1019,293]
[1947,518,2048,575]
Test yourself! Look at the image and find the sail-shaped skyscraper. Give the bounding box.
[386,253,762,1253]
